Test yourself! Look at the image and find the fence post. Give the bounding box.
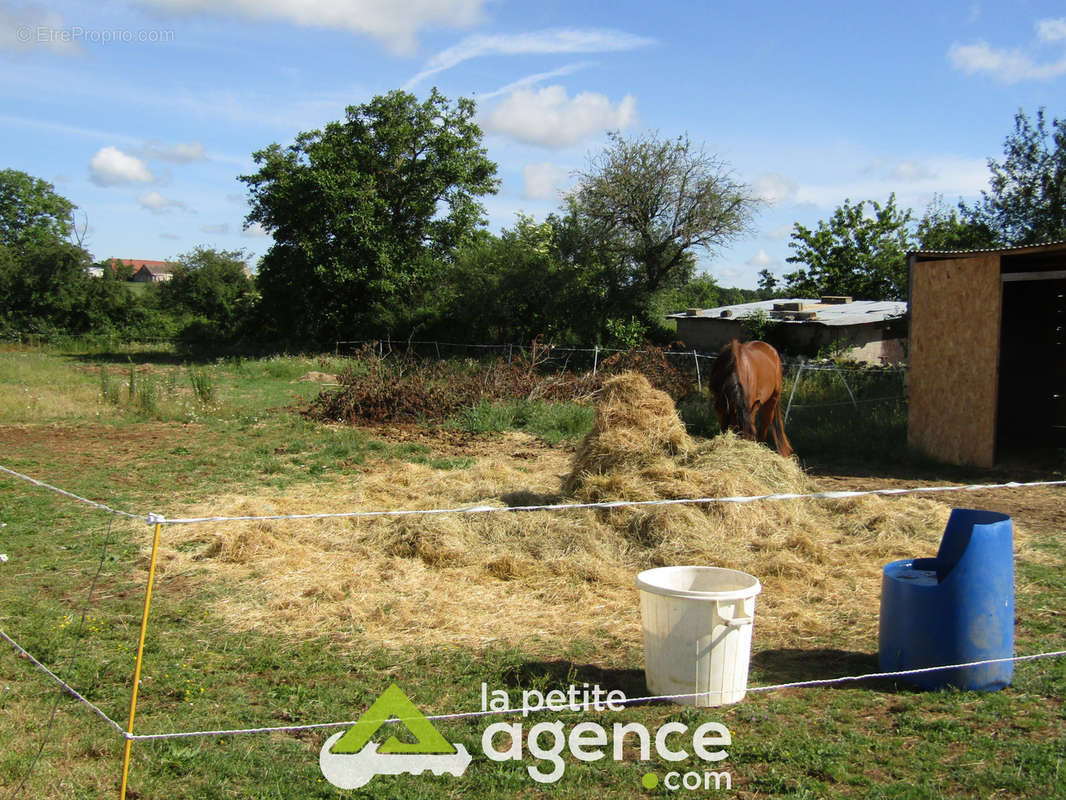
[592,346,599,375]
[693,351,702,392]
[119,517,163,800]
[834,365,858,409]
[784,363,805,424]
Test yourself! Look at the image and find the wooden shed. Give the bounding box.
[907,241,1066,467]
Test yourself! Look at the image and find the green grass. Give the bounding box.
[1,344,1063,799]
[454,398,596,443]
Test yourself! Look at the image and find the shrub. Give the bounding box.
[302,344,692,426]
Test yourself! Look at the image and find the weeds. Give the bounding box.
[99,367,120,405]
[189,368,216,406]
[134,373,158,416]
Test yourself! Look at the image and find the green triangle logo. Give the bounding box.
[329,684,456,755]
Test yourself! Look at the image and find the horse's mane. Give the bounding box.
[710,340,752,434]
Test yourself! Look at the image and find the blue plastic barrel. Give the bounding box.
[878,508,1013,691]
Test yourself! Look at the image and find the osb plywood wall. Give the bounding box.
[908,254,1002,466]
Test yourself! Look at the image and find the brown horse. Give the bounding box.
[708,339,793,457]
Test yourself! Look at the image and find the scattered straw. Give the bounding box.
[150,374,1030,657]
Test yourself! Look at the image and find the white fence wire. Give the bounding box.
[4,462,1064,527]
[2,463,1064,753]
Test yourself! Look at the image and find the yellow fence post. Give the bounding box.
[119,516,164,800]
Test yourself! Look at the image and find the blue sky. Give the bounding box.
[3,0,1066,288]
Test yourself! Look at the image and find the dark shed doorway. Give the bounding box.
[997,263,1066,453]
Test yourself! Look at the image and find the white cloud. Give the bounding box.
[241,221,270,237]
[891,159,936,182]
[753,173,796,205]
[406,28,655,87]
[948,41,1066,81]
[767,223,795,240]
[479,63,590,102]
[89,146,155,186]
[792,155,989,209]
[713,266,743,283]
[1037,17,1066,43]
[521,162,569,200]
[201,223,229,233]
[949,18,1066,82]
[481,86,637,148]
[0,5,83,55]
[143,140,207,163]
[140,0,486,54]
[160,232,181,240]
[746,249,776,268]
[139,191,187,213]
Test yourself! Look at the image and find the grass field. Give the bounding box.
[1,344,1064,799]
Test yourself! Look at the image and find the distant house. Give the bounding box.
[107,258,178,282]
[667,296,908,365]
[132,263,179,282]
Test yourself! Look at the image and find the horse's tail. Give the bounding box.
[769,402,793,457]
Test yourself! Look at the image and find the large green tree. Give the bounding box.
[566,131,758,334]
[0,240,94,333]
[0,171,105,335]
[157,247,257,349]
[969,107,1066,246]
[241,89,499,344]
[158,247,255,328]
[0,169,75,251]
[915,195,998,251]
[437,215,582,345]
[783,194,912,300]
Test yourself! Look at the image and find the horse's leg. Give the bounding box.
[755,396,773,444]
[714,402,730,435]
[750,401,767,445]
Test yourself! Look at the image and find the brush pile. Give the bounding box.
[155,372,1002,655]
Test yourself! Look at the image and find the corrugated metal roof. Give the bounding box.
[909,239,1066,257]
[667,298,907,327]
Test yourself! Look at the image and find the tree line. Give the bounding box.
[2,94,1064,353]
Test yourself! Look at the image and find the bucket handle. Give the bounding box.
[724,615,753,627]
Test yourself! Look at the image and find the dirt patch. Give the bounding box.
[811,472,1066,541]
[1,422,195,483]
[296,371,338,383]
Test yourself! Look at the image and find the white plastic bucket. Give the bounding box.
[636,566,761,706]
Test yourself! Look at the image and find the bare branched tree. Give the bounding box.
[571,131,760,295]
[69,208,88,248]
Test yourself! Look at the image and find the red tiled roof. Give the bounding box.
[108,258,171,270]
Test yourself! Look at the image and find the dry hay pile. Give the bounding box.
[151,372,1025,656]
